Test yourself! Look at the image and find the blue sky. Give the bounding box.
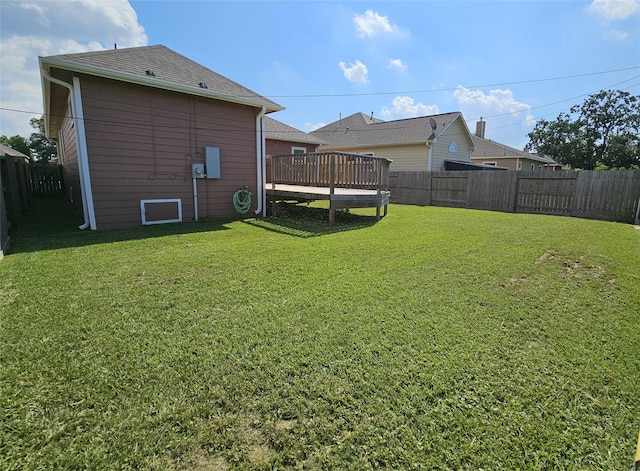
[1,0,639,149]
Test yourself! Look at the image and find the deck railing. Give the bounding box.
[270,152,391,194]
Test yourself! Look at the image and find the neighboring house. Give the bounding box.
[264,116,325,156]
[310,111,475,171]
[264,116,326,183]
[470,120,561,171]
[39,45,283,230]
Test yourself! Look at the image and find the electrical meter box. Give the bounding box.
[205,146,221,179]
[191,163,205,179]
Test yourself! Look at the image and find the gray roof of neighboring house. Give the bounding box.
[264,117,326,145]
[0,143,30,159]
[40,45,283,112]
[471,135,558,164]
[310,111,471,149]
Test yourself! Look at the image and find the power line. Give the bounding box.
[1,71,639,138]
[264,66,640,99]
[466,75,640,132]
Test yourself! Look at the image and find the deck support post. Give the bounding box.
[329,153,336,226]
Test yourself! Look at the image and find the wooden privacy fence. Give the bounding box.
[389,170,640,223]
[30,163,64,196]
[1,154,31,256]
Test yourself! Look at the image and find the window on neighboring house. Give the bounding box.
[531,163,535,171]
[517,160,523,170]
[483,161,497,166]
[292,146,306,154]
[448,142,457,152]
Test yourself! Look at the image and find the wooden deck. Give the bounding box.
[267,152,392,225]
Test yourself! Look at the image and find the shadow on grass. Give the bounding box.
[7,196,233,255]
[245,202,380,238]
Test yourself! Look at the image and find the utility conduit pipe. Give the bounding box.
[193,177,199,221]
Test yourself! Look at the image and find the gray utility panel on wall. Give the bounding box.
[205,146,221,179]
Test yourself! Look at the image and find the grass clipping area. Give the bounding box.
[1,198,639,470]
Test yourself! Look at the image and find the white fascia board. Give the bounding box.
[40,57,284,112]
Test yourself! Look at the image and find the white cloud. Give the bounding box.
[304,122,326,132]
[0,0,147,137]
[454,86,533,121]
[453,85,536,142]
[388,58,408,73]
[587,0,639,19]
[612,29,631,39]
[338,60,369,83]
[354,9,398,38]
[380,96,440,119]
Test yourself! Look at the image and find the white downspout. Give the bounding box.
[427,141,434,171]
[254,106,267,215]
[261,119,267,217]
[72,77,96,230]
[41,69,95,229]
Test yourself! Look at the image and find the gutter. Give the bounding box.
[254,106,267,215]
[40,66,96,230]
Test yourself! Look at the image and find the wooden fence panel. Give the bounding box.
[389,171,431,205]
[515,172,577,216]
[1,155,31,234]
[573,170,640,221]
[466,171,517,212]
[388,169,640,223]
[430,171,467,208]
[30,164,64,196]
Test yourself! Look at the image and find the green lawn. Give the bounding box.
[1,197,639,470]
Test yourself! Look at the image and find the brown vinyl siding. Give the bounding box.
[266,140,320,181]
[77,74,258,230]
[266,140,317,156]
[57,101,83,211]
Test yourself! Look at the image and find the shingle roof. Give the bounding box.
[0,143,30,159]
[310,111,466,148]
[40,45,283,112]
[264,117,326,145]
[471,135,557,164]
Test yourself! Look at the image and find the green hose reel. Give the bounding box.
[233,188,252,214]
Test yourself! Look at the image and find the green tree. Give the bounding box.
[0,116,57,161]
[28,117,57,161]
[0,134,30,157]
[528,90,640,169]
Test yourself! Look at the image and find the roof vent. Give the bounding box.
[199,82,208,89]
[145,70,156,77]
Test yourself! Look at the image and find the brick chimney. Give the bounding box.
[475,118,486,138]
